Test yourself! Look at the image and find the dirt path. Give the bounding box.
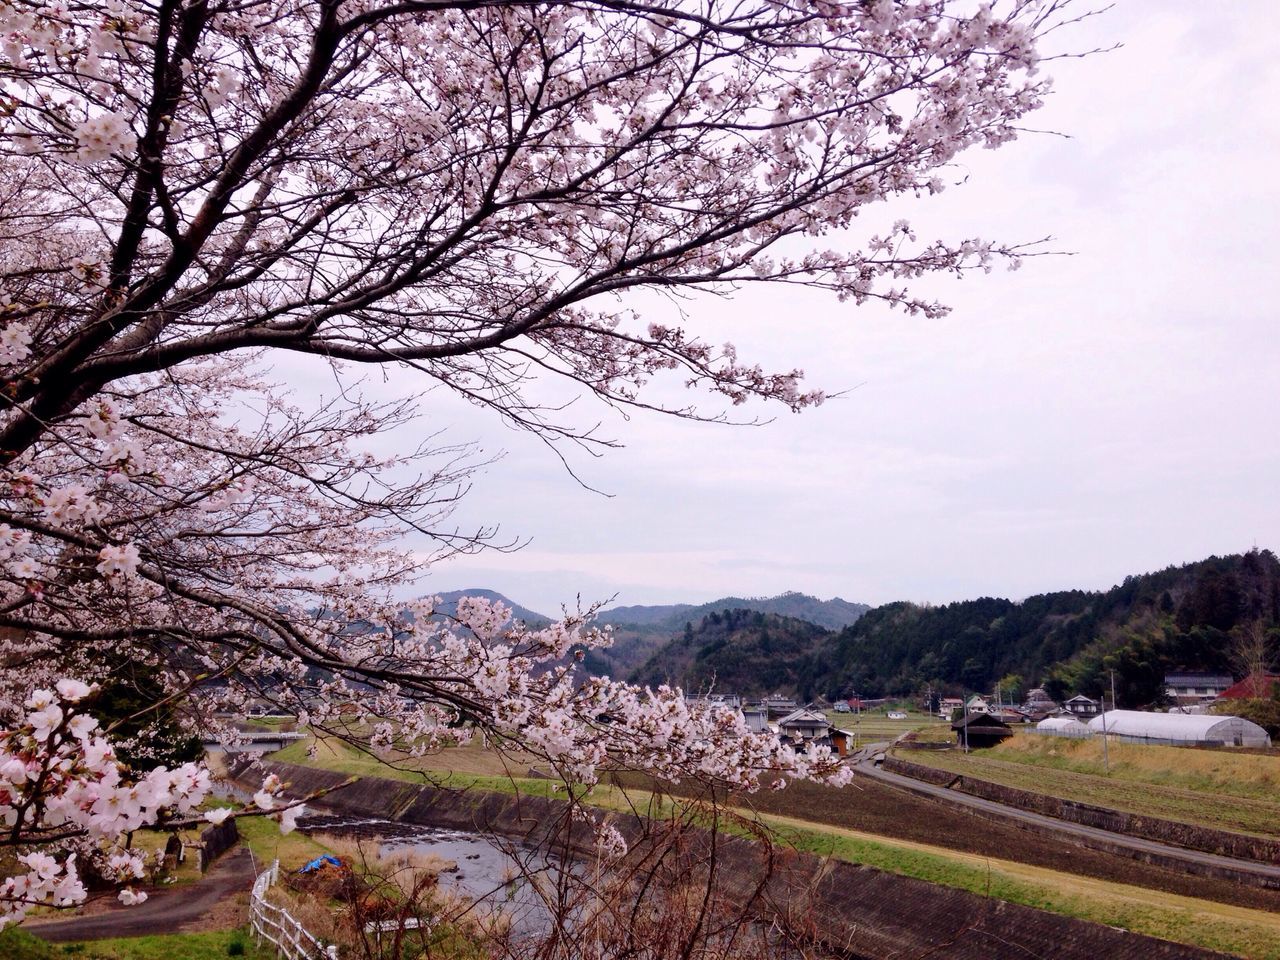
[28,847,256,942]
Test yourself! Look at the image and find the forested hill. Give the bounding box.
[433,554,1280,707]
[601,592,869,631]
[825,550,1280,705]
[583,592,866,682]
[627,609,833,699]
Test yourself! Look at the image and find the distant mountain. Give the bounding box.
[597,602,697,627]
[628,609,834,698]
[429,589,551,627]
[601,591,869,632]
[578,592,867,680]
[404,555,1280,708]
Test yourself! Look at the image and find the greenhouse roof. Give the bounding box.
[1086,709,1268,742]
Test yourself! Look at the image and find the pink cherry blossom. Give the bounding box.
[117,888,147,906]
[95,544,141,579]
[55,680,93,703]
[71,113,136,164]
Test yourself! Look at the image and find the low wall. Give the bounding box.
[882,757,956,786]
[892,740,954,751]
[198,818,239,871]
[883,755,1280,883]
[229,757,1223,960]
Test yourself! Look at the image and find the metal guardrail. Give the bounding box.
[250,860,339,960]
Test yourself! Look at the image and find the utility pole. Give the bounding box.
[1100,689,1110,775]
[1111,669,1118,711]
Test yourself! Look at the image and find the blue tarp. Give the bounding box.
[298,855,342,873]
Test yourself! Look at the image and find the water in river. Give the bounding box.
[296,813,566,938]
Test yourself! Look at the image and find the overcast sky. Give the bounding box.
[371,2,1280,617]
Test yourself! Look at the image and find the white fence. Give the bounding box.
[250,860,339,960]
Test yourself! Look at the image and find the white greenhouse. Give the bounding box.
[1035,716,1092,738]
[1087,710,1272,748]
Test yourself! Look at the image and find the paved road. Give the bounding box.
[28,847,256,942]
[853,744,1280,888]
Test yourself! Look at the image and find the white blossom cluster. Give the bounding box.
[0,681,209,926]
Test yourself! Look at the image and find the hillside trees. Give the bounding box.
[824,552,1280,702]
[1045,552,1280,704]
[1,0,1076,924]
[1232,620,1278,686]
[631,610,831,697]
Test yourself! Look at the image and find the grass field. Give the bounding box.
[269,734,561,798]
[993,733,1280,799]
[899,734,1280,837]
[822,709,950,744]
[4,928,272,960]
[235,807,337,872]
[126,826,207,886]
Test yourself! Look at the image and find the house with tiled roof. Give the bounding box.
[1218,674,1280,700]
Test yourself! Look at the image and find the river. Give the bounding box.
[295,813,568,938]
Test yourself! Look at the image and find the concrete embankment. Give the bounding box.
[229,757,1226,960]
[882,754,1280,886]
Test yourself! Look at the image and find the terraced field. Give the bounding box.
[900,742,1280,838]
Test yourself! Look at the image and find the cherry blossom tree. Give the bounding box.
[1,0,1083,925]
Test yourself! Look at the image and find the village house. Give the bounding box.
[1218,674,1280,700]
[685,692,742,711]
[1164,673,1233,706]
[992,707,1029,724]
[775,707,857,757]
[1023,687,1058,714]
[741,706,770,733]
[776,707,831,741]
[1062,694,1101,718]
[760,693,799,719]
[952,713,1013,749]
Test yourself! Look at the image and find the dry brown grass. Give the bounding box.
[282,833,510,956]
[272,732,556,786]
[994,732,1280,799]
[314,834,459,897]
[908,740,1280,837]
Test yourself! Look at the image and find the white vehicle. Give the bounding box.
[887,711,907,720]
